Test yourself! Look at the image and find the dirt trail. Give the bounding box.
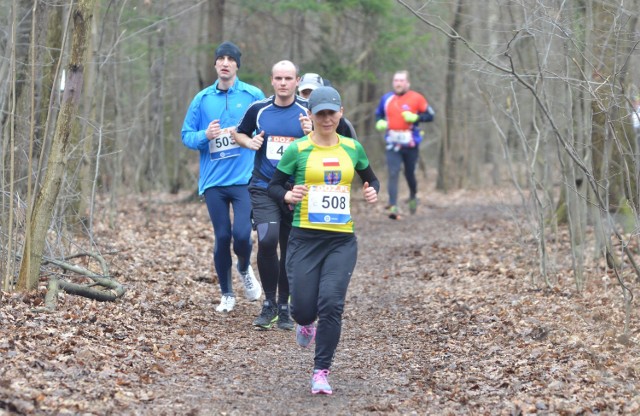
[2,186,640,415]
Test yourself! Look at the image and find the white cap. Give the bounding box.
[299,73,323,93]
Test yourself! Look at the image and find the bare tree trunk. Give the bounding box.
[205,0,225,86]
[149,0,168,190]
[484,3,501,186]
[109,21,123,229]
[2,0,20,291]
[41,3,63,139]
[590,2,638,213]
[554,3,591,291]
[356,11,382,155]
[17,0,96,291]
[76,3,98,233]
[437,0,464,192]
[195,2,207,90]
[2,0,31,133]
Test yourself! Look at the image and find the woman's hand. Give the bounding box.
[362,182,378,204]
[285,184,308,204]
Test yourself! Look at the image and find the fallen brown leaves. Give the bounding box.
[1,186,640,415]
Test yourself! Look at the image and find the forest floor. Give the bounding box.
[2,175,640,415]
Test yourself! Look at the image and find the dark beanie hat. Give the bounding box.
[215,41,241,68]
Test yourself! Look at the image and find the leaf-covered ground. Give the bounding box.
[2,181,640,415]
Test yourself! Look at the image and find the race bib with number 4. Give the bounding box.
[266,136,295,165]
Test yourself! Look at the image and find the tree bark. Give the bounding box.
[590,1,638,212]
[148,0,168,189]
[17,0,96,291]
[437,0,464,192]
[42,252,126,311]
[205,0,225,86]
[72,0,98,234]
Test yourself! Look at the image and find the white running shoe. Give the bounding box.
[238,265,262,301]
[215,295,236,313]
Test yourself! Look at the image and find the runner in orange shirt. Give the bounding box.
[375,70,435,219]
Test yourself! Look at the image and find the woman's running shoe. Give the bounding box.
[311,369,332,395]
[296,323,316,347]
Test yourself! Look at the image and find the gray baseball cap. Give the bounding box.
[308,86,342,114]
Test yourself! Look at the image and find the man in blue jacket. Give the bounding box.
[181,41,264,313]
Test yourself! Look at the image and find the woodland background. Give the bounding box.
[1,0,640,412]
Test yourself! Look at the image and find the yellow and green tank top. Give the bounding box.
[276,133,371,233]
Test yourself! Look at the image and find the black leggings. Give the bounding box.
[256,220,291,305]
[250,185,292,305]
[286,228,357,370]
